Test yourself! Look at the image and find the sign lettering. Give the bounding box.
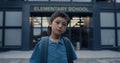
[31,6,91,12]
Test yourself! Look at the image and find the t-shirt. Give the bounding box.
[30,37,78,63]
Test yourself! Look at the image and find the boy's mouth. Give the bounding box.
[57,29,62,32]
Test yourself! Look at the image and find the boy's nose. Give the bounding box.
[58,24,62,28]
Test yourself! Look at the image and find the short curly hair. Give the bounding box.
[48,11,70,35]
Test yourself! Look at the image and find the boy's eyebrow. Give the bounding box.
[63,22,67,23]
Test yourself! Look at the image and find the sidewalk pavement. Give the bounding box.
[0,50,120,59]
[0,50,120,63]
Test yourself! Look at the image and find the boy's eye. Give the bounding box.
[55,21,67,26]
[62,23,67,26]
[56,22,60,24]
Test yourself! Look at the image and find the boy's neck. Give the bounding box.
[50,34,61,42]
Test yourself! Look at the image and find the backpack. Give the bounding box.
[40,36,73,63]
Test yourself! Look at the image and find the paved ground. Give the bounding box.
[77,58,120,63]
[0,50,120,63]
[0,58,120,63]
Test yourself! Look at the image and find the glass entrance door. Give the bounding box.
[30,16,50,48]
[69,16,93,50]
[30,12,93,50]
[70,17,81,50]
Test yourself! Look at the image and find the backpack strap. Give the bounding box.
[63,37,73,63]
[40,36,49,63]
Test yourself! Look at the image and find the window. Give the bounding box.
[51,0,70,2]
[117,13,120,27]
[33,28,41,36]
[0,11,3,26]
[32,17,42,27]
[118,30,120,46]
[41,28,48,37]
[71,17,80,27]
[101,30,115,46]
[100,12,115,27]
[96,0,114,2]
[0,30,2,46]
[5,11,22,26]
[116,0,120,3]
[31,17,50,27]
[33,28,41,42]
[5,29,21,46]
[8,0,24,1]
[42,17,50,27]
[32,16,49,43]
[28,0,48,1]
[73,0,91,2]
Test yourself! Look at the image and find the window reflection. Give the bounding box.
[5,11,22,26]
[116,0,120,2]
[70,16,91,28]
[42,17,50,27]
[29,17,41,27]
[118,30,120,46]
[101,30,115,46]
[0,12,3,26]
[117,13,120,27]
[51,0,70,2]
[30,17,50,27]
[27,0,92,2]
[96,0,114,3]
[73,0,91,2]
[5,29,21,46]
[100,12,115,27]
[0,30,2,47]
[28,0,48,1]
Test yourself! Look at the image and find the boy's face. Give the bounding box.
[49,17,68,36]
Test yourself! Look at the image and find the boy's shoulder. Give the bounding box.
[37,36,49,44]
[40,36,49,40]
[39,36,71,43]
[41,36,49,38]
[63,37,71,42]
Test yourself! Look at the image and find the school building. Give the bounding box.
[0,0,120,51]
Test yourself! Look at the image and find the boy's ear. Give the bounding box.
[48,25,51,27]
[48,22,52,27]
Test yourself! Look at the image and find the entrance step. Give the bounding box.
[0,58,120,63]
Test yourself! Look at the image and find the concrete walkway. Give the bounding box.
[0,50,120,63]
[0,50,120,59]
[76,50,120,59]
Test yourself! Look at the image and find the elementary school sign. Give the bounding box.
[31,6,92,12]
